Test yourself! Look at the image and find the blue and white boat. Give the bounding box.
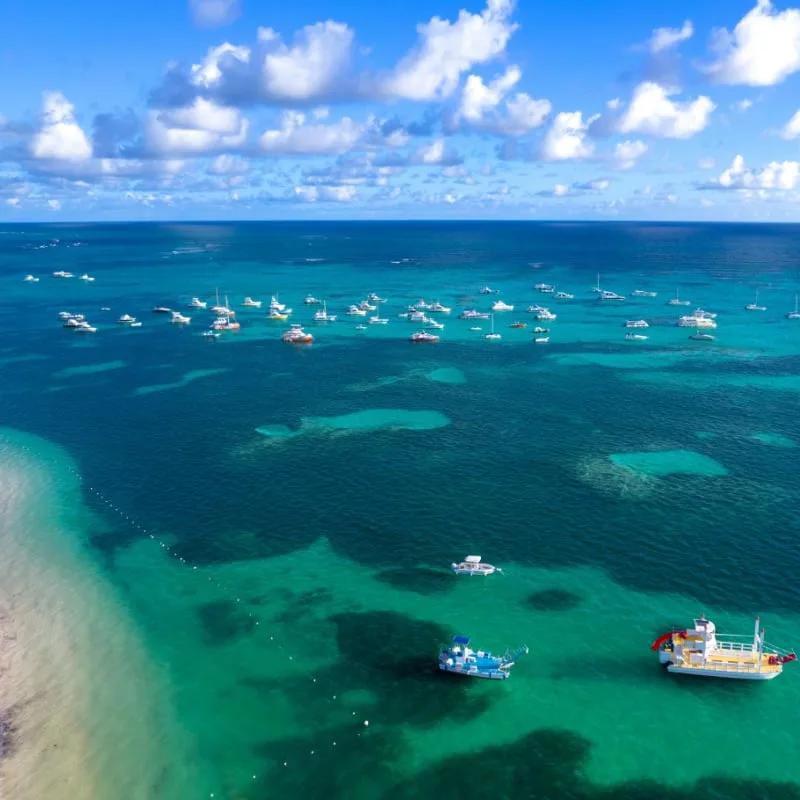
[439,636,528,680]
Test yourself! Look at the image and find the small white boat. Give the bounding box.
[52,271,73,278]
[632,289,657,297]
[270,295,287,312]
[58,311,73,320]
[533,326,549,334]
[425,319,445,330]
[590,272,602,293]
[745,289,766,312]
[129,321,142,328]
[243,297,262,308]
[79,274,94,282]
[369,314,389,325]
[460,308,490,320]
[666,288,691,307]
[152,306,172,313]
[479,286,499,294]
[367,293,386,302]
[492,300,514,311]
[451,555,499,576]
[313,301,337,322]
[202,331,220,338]
[677,311,716,328]
[599,290,625,301]
[625,333,648,341]
[787,294,800,320]
[355,324,367,330]
[304,295,322,305]
[554,290,573,300]
[469,326,482,331]
[63,318,81,328]
[429,301,451,313]
[189,297,207,309]
[346,305,367,316]
[484,314,501,340]
[409,311,430,323]
[652,615,796,680]
[23,274,40,282]
[117,314,136,324]
[533,336,550,343]
[359,300,377,312]
[536,310,557,321]
[534,283,554,293]
[414,299,432,310]
[74,323,97,333]
[526,305,548,314]
[171,312,191,324]
[689,331,715,341]
[409,330,439,342]
[624,320,649,328]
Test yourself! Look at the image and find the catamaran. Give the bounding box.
[745,289,766,312]
[787,294,800,320]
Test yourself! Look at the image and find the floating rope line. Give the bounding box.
[9,443,373,800]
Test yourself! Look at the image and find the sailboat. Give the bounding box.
[212,295,240,330]
[313,301,337,322]
[484,313,501,340]
[745,289,766,312]
[787,294,800,320]
[667,288,691,307]
[590,272,602,293]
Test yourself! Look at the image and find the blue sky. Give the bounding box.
[3,0,800,220]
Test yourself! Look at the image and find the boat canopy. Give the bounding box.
[452,635,470,645]
[465,555,482,564]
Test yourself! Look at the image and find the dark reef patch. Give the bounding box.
[375,567,455,595]
[196,599,256,646]
[525,588,582,612]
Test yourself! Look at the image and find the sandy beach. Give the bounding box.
[0,431,196,800]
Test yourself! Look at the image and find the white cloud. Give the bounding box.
[5,198,20,207]
[208,154,250,174]
[257,22,354,102]
[705,0,800,86]
[189,0,240,28]
[710,154,800,189]
[617,82,714,139]
[147,99,248,155]
[666,193,678,203]
[781,109,800,139]
[455,66,550,135]
[293,185,358,202]
[190,43,251,88]
[259,111,363,155]
[541,111,597,161]
[30,92,92,162]
[648,20,693,53]
[383,0,518,101]
[552,184,570,196]
[614,140,647,170]
[606,97,622,110]
[698,156,716,169]
[48,199,61,210]
[732,98,753,112]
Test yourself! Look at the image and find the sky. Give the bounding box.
[3,0,800,221]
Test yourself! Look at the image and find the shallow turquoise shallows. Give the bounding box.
[2,221,800,800]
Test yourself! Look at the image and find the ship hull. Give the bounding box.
[666,665,780,680]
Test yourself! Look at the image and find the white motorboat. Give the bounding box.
[632,289,657,297]
[554,290,573,300]
[367,293,386,302]
[526,304,548,314]
[355,324,367,330]
[23,274,40,282]
[451,555,499,576]
[409,330,439,342]
[652,615,796,680]
[666,288,691,306]
[171,312,191,324]
[152,306,172,313]
[189,297,207,309]
[359,300,377,312]
[425,319,445,330]
[460,308,490,319]
[625,333,648,341]
[429,301,451,313]
[469,326,482,331]
[492,300,514,311]
[129,321,142,328]
[677,310,716,328]
[745,289,766,312]
[413,299,432,310]
[79,274,94,282]
[533,326,549,334]
[599,290,625,301]
[313,302,337,322]
[117,314,136,324]
[484,314,501,340]
[534,283,554,293]
[304,295,322,305]
[624,320,649,328]
[243,297,262,308]
[270,295,287,312]
[409,311,430,323]
[202,331,220,338]
[479,286,499,294]
[74,322,97,333]
[58,311,73,320]
[63,318,81,328]
[689,331,715,341]
[787,294,800,320]
[346,305,367,316]
[53,271,73,278]
[369,313,389,325]
[533,336,550,343]
[536,310,557,321]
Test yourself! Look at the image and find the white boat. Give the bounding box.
[369,313,389,325]
[451,555,499,576]
[535,283,555,293]
[689,331,715,341]
[367,293,386,302]
[625,333,648,341]
[304,295,322,305]
[536,310,557,321]
[554,290,573,300]
[211,297,241,330]
[52,271,73,278]
[677,310,716,328]
[526,304,548,314]
[58,311,73,320]
[652,615,796,680]
[484,314,501,340]
[666,288,691,306]
[79,274,94,282]
[355,324,367,330]
[479,286,499,294]
[787,294,800,320]
[429,301,451,313]
[624,319,649,328]
[359,300,377,312]
[243,297,262,308]
[425,319,445,330]
[202,331,220,338]
[492,300,514,311]
[152,306,172,313]
[129,321,142,328]
[270,295,287,312]
[745,289,766,312]
[23,274,40,282]
[469,326,482,331]
[72,314,85,322]
[439,636,528,680]
[74,322,96,333]
[414,299,432,310]
[171,312,191,324]
[346,305,367,316]
[117,314,136,324]
[63,317,81,328]
[632,289,657,297]
[533,326,549,334]
[533,336,549,343]
[460,308,490,319]
[313,301,337,322]
[590,272,602,293]
[281,323,313,343]
[409,311,430,323]
[409,330,439,342]
[189,297,207,309]
[599,290,625,301]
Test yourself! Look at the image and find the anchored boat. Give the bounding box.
[652,614,796,680]
[451,555,499,576]
[439,636,528,680]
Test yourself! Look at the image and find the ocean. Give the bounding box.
[1,221,800,799]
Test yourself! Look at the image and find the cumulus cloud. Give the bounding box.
[292,184,358,202]
[698,156,716,169]
[614,140,647,170]
[30,92,92,162]
[47,199,61,210]
[147,99,248,156]
[538,178,609,197]
[702,154,800,190]
[705,0,800,86]
[383,0,518,101]
[647,20,694,53]
[617,82,714,139]
[302,153,401,187]
[189,0,240,28]
[540,111,597,161]
[781,109,800,139]
[258,111,364,155]
[732,98,753,112]
[208,154,250,174]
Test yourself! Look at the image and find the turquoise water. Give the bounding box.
[2,222,800,798]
